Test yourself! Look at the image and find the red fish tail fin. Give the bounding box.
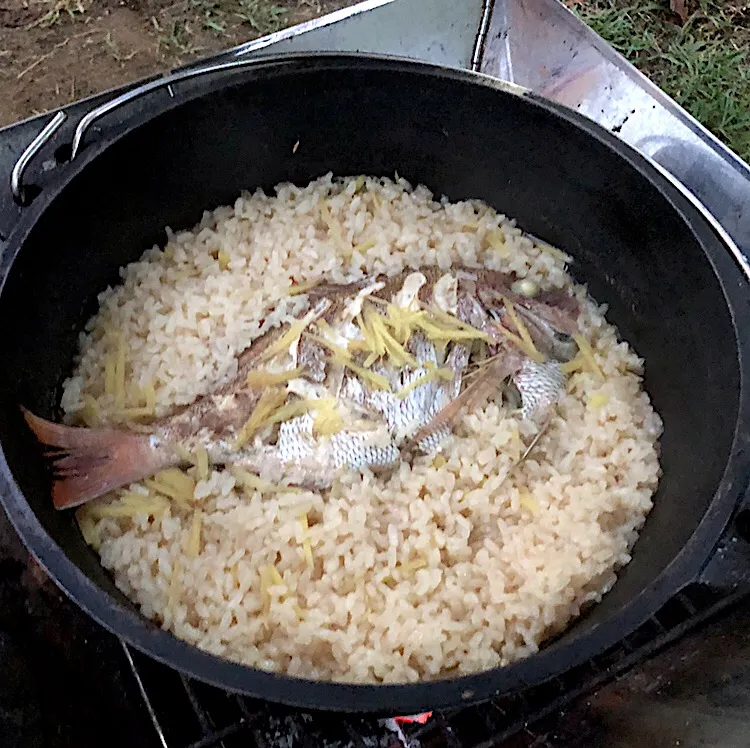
[21,407,168,510]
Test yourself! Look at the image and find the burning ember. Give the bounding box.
[381,712,433,747]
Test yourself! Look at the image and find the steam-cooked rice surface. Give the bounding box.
[61,174,662,683]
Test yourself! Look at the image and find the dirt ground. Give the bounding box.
[0,0,355,127]
[3,0,749,162]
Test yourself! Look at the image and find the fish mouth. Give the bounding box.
[486,307,577,363]
[517,309,578,362]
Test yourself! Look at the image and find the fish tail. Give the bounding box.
[21,407,171,510]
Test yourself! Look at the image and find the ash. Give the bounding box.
[254,710,422,748]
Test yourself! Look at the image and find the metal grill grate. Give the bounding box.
[123,582,749,748]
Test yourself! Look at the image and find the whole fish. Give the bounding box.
[22,265,580,509]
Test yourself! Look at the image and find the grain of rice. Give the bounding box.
[62,174,661,683]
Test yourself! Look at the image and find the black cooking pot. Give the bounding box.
[1,54,750,714]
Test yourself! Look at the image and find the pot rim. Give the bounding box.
[1,52,749,714]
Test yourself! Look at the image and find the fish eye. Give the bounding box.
[510,278,539,297]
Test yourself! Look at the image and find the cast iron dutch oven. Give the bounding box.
[1,54,750,714]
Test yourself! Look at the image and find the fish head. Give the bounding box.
[476,274,580,362]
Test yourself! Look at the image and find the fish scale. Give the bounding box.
[274,412,399,470]
[513,360,567,422]
[25,264,582,508]
[349,334,449,444]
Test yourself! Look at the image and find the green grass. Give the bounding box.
[574,0,750,162]
[152,16,201,58]
[192,0,289,36]
[26,0,88,28]
[234,0,288,33]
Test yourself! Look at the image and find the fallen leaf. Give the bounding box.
[670,0,688,22]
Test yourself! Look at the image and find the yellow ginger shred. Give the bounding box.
[287,280,319,296]
[395,371,442,400]
[573,333,604,378]
[217,249,231,270]
[537,242,572,263]
[383,304,420,345]
[314,414,342,436]
[518,487,538,513]
[260,318,315,364]
[308,333,351,362]
[86,491,170,520]
[246,367,305,388]
[432,454,447,468]
[422,361,456,381]
[260,565,286,608]
[146,468,195,506]
[347,339,371,353]
[509,425,523,462]
[362,352,379,369]
[343,360,391,391]
[367,309,417,367]
[261,397,315,427]
[486,228,509,257]
[413,311,489,342]
[121,491,170,514]
[78,394,101,427]
[352,238,376,255]
[588,392,609,408]
[498,297,544,363]
[309,334,391,391]
[396,372,431,399]
[154,467,195,496]
[250,396,344,436]
[234,388,288,448]
[119,380,157,420]
[75,507,102,550]
[429,307,487,335]
[186,510,202,559]
[319,199,351,257]
[232,468,301,495]
[379,311,408,357]
[311,398,344,436]
[195,447,209,481]
[560,354,586,375]
[357,308,384,360]
[399,557,428,575]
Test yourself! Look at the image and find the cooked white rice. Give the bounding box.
[62,174,662,683]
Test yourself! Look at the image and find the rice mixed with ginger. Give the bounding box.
[61,174,662,683]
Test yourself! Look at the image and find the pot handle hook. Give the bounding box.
[10,56,294,206]
[10,111,67,206]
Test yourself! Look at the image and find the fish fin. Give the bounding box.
[21,407,170,510]
[409,360,514,447]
